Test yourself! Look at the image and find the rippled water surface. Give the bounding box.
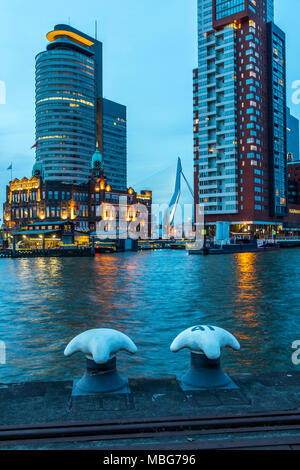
[0,249,300,383]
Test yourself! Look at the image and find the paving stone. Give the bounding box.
[1,372,300,428]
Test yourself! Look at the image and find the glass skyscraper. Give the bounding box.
[102,99,127,191]
[287,107,300,162]
[35,25,127,190]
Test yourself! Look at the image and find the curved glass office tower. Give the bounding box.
[35,25,102,184]
[35,24,127,189]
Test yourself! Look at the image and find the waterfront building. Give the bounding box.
[136,190,152,209]
[35,24,127,190]
[287,107,300,162]
[283,112,300,219]
[288,161,300,206]
[101,99,127,191]
[0,227,7,249]
[3,165,91,233]
[3,147,152,242]
[193,0,288,235]
[2,23,152,245]
[285,160,300,231]
[11,220,88,251]
[89,147,151,238]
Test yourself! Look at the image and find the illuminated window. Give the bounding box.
[215,0,245,20]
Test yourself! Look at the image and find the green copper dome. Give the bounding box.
[91,147,103,169]
[32,161,43,177]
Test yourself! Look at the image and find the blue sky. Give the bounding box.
[0,0,299,214]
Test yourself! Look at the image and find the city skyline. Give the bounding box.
[0,0,299,214]
[2,3,300,454]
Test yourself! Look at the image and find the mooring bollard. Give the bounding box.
[170,325,240,390]
[64,328,138,395]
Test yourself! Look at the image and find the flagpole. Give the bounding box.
[7,163,12,181]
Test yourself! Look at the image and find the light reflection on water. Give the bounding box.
[0,249,300,383]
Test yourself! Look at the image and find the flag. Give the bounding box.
[7,164,12,171]
[31,141,39,149]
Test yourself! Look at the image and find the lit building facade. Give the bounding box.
[287,107,300,162]
[35,25,101,184]
[35,25,127,190]
[88,147,149,236]
[3,148,152,239]
[267,22,287,218]
[4,171,91,232]
[193,0,288,232]
[288,161,300,205]
[101,99,127,191]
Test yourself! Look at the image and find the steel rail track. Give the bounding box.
[1,409,300,446]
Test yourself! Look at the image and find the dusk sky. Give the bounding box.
[0,0,299,215]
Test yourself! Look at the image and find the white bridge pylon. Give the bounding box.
[165,157,194,227]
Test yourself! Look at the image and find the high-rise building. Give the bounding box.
[287,107,300,162]
[193,0,288,233]
[35,24,127,189]
[287,161,300,205]
[267,22,287,217]
[101,99,127,191]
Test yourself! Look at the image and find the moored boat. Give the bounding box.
[188,239,280,255]
[94,242,117,254]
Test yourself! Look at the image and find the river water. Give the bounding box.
[0,249,299,384]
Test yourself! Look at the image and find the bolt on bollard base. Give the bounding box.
[72,357,130,396]
[178,352,239,391]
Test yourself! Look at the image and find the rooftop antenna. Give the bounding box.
[95,20,98,39]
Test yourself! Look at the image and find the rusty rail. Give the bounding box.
[1,409,300,448]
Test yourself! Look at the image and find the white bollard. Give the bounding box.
[170,325,240,390]
[64,328,138,395]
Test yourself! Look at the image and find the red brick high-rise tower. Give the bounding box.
[193,0,287,235]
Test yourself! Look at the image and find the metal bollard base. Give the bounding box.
[72,377,130,396]
[177,352,239,391]
[71,357,131,396]
[178,375,239,391]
